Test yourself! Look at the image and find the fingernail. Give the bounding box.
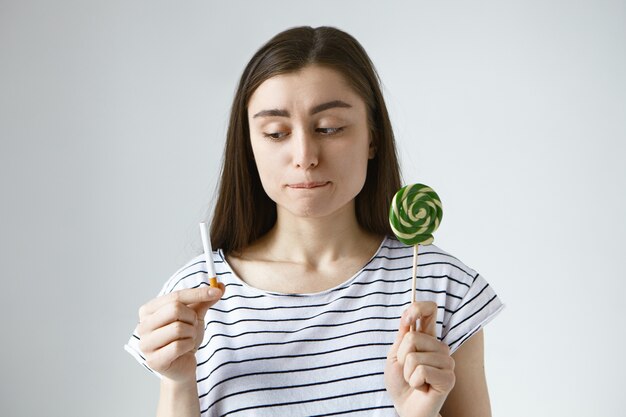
[208,288,219,298]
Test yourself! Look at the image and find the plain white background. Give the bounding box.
[1,1,624,416]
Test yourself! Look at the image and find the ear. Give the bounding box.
[368,140,377,159]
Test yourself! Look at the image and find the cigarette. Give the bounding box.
[199,222,218,287]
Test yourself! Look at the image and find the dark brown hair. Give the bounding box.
[210,26,402,252]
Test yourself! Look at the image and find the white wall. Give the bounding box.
[1,1,624,416]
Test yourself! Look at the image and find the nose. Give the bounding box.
[292,129,319,169]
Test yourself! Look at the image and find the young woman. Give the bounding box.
[126,26,503,417]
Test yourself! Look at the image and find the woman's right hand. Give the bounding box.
[136,284,225,383]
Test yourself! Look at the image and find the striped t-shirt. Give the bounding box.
[125,235,504,416]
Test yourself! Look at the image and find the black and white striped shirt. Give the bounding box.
[125,236,504,416]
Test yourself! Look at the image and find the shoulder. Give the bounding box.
[379,236,479,286]
[378,236,504,352]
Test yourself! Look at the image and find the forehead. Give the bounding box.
[247,65,364,113]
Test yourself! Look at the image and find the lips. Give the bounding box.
[287,181,330,189]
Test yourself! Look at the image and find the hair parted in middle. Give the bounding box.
[210,25,402,253]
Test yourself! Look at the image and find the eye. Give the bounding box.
[317,127,344,135]
[262,132,288,140]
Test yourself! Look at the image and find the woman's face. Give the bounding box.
[247,65,375,220]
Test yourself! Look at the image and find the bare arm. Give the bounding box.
[157,376,200,417]
[439,329,492,417]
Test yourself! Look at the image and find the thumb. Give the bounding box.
[387,310,412,361]
[190,283,225,320]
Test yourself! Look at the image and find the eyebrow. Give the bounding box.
[252,100,352,119]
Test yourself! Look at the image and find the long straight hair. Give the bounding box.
[211,26,402,252]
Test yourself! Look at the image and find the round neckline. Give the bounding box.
[218,235,390,298]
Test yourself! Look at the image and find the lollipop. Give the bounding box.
[389,184,442,246]
[389,184,443,330]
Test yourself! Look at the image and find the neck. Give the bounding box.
[253,202,382,268]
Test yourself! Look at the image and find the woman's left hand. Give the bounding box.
[384,301,456,417]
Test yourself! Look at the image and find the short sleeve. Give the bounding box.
[123,254,209,378]
[441,272,504,354]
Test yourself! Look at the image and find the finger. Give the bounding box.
[145,339,197,372]
[189,285,225,319]
[397,331,449,366]
[402,351,455,383]
[407,364,456,394]
[139,286,222,319]
[139,320,197,353]
[388,302,438,361]
[404,301,438,337]
[138,301,198,335]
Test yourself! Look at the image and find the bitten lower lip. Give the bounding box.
[288,181,330,189]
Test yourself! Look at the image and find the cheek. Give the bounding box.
[332,142,370,185]
[251,142,286,188]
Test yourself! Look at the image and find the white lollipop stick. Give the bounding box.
[199,222,218,287]
[411,245,418,332]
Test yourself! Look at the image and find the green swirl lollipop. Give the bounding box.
[389,183,443,246]
[389,183,443,330]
